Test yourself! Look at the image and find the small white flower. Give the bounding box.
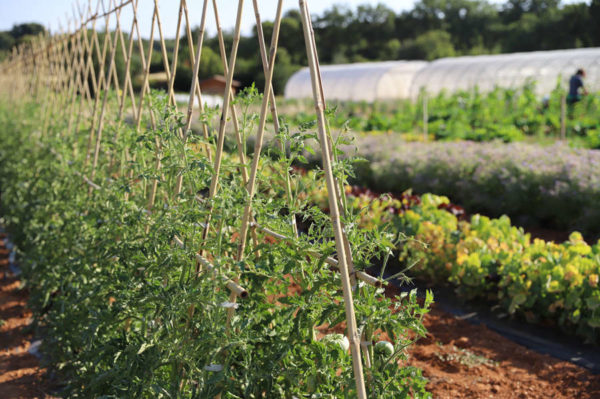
[219,301,239,309]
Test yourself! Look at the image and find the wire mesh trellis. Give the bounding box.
[0,1,400,396]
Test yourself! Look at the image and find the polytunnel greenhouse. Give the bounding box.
[283,61,428,103]
[284,47,600,102]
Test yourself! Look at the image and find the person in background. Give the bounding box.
[567,69,588,105]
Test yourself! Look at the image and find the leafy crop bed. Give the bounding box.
[286,85,600,148]
[309,183,600,343]
[340,137,600,239]
[0,96,437,397]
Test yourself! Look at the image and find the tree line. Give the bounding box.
[2,0,599,94]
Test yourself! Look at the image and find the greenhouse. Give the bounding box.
[283,61,427,103]
[284,47,600,102]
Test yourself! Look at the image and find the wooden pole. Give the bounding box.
[230,1,284,329]
[299,1,367,397]
[252,0,298,238]
[201,0,245,245]
[423,92,428,140]
[85,0,115,168]
[116,0,139,120]
[303,0,358,293]
[211,0,249,185]
[89,0,126,187]
[560,94,566,140]
[182,0,212,162]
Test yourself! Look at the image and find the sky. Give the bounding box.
[0,0,417,38]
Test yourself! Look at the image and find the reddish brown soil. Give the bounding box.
[384,278,600,398]
[0,235,53,398]
[405,304,600,398]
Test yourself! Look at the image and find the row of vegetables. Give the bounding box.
[0,96,433,397]
[306,180,600,343]
[285,84,600,148]
[345,138,600,240]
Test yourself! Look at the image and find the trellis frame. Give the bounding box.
[0,1,388,396]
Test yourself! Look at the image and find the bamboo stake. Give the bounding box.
[146,0,179,210]
[37,33,53,137]
[63,22,80,134]
[71,5,92,144]
[153,0,178,108]
[101,0,139,174]
[53,24,70,132]
[116,0,139,120]
[46,30,66,133]
[182,0,212,161]
[73,0,100,137]
[560,94,566,140]
[211,0,249,186]
[126,2,159,205]
[251,0,298,238]
[67,14,87,141]
[302,5,357,291]
[172,236,248,298]
[55,23,70,108]
[228,0,283,330]
[236,0,283,263]
[167,0,185,106]
[168,0,189,196]
[201,0,245,245]
[89,0,126,188]
[178,0,210,197]
[148,0,187,207]
[251,222,383,288]
[299,1,367,397]
[85,0,115,168]
[137,6,161,210]
[134,6,157,131]
[41,33,58,136]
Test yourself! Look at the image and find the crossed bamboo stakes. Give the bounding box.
[0,1,397,396]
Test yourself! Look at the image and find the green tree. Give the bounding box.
[0,32,15,51]
[399,30,456,60]
[10,23,45,40]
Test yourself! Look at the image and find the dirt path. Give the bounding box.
[0,233,52,398]
[406,302,600,398]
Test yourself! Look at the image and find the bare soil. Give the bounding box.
[0,234,53,398]
[406,304,600,398]
[378,280,600,399]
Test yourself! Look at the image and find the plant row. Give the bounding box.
[347,137,600,240]
[307,181,600,343]
[0,96,431,398]
[285,84,600,148]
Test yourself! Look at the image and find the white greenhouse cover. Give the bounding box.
[410,47,600,99]
[284,48,600,102]
[284,61,428,103]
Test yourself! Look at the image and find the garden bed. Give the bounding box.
[351,138,600,239]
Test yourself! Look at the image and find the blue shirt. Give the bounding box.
[569,75,584,97]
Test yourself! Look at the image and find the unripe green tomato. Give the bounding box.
[321,333,350,351]
[374,340,394,356]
